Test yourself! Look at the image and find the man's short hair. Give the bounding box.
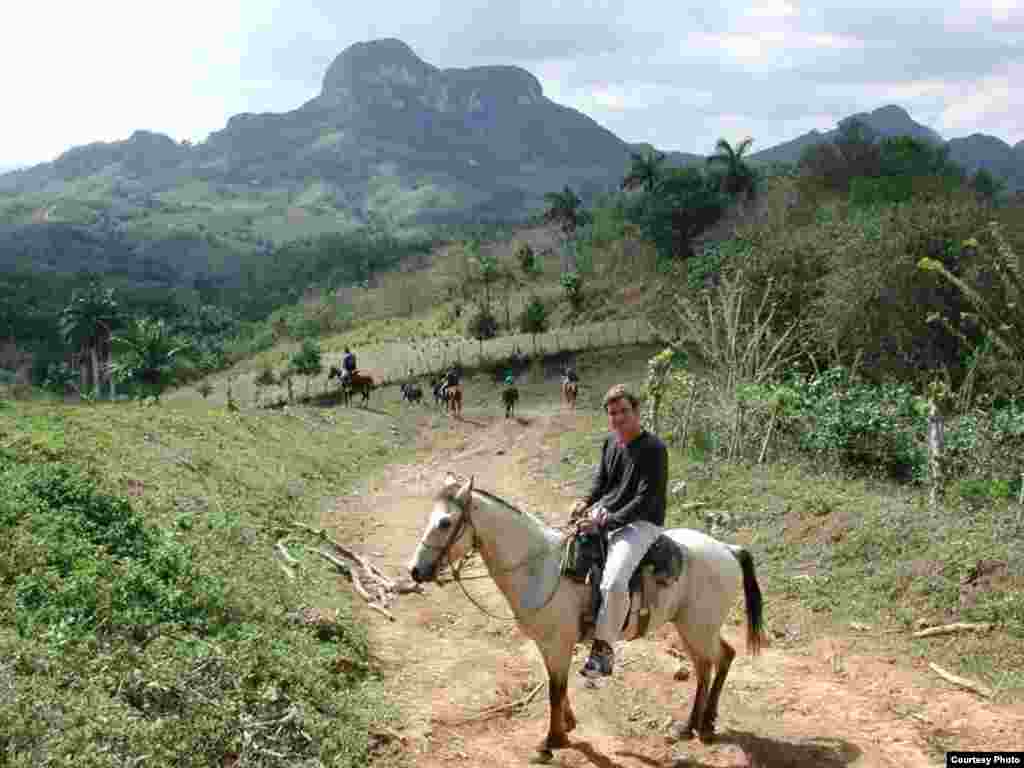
[602,384,640,412]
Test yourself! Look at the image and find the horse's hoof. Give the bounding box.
[698,729,716,744]
[544,733,570,750]
[529,749,554,765]
[666,722,695,743]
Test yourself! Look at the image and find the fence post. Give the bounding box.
[928,383,949,509]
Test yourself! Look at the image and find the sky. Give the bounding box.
[3,0,1022,169]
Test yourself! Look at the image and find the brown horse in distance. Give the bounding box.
[447,384,463,418]
[328,366,374,407]
[562,380,578,409]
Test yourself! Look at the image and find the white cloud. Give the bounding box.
[746,0,798,18]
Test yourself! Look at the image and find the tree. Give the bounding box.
[543,186,589,237]
[467,304,499,341]
[707,137,757,202]
[109,317,191,403]
[543,186,590,272]
[518,296,549,356]
[970,168,1004,205]
[621,149,667,194]
[632,167,727,264]
[498,267,521,330]
[879,136,965,182]
[59,280,123,399]
[470,247,499,311]
[834,118,881,179]
[515,241,537,276]
[290,339,323,396]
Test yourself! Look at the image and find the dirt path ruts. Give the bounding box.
[323,403,1024,768]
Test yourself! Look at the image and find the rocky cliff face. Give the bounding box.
[190,38,630,208]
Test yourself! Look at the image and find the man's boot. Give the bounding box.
[580,639,614,678]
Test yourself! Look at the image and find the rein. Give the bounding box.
[432,492,565,621]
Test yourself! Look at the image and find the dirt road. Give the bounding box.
[323,401,1023,768]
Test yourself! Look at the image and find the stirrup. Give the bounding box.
[580,645,614,678]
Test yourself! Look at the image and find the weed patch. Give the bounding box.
[0,399,411,765]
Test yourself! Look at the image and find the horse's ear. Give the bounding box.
[455,475,473,503]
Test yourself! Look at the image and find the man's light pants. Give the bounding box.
[593,518,663,646]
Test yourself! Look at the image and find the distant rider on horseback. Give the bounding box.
[569,383,668,678]
[341,346,357,386]
[445,364,461,395]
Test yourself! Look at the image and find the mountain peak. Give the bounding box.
[873,104,912,119]
[320,38,435,97]
[840,104,943,144]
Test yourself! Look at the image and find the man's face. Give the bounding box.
[606,397,640,439]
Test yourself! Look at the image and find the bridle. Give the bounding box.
[420,490,563,620]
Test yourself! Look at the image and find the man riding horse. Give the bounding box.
[341,346,357,386]
[562,364,579,407]
[442,364,463,415]
[569,383,668,678]
[502,373,518,419]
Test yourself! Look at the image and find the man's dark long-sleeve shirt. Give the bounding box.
[584,431,668,529]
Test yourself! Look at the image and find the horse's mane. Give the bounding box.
[439,478,561,538]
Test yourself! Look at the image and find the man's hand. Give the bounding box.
[578,506,609,533]
[568,499,588,520]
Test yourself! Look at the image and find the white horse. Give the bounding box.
[408,474,768,764]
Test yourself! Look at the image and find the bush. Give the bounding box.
[1,462,225,640]
[518,296,549,335]
[783,367,927,481]
[290,338,322,378]
[466,305,499,340]
[703,197,990,385]
[254,365,276,386]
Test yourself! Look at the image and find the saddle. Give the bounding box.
[563,530,686,639]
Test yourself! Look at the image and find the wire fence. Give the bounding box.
[189,316,661,408]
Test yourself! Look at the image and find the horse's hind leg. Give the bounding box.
[685,657,712,740]
[701,637,735,740]
[669,628,714,742]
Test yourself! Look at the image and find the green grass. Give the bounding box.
[0,395,416,766]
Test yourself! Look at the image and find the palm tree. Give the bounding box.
[543,186,590,272]
[109,317,191,403]
[59,281,123,399]
[621,149,667,194]
[707,137,757,203]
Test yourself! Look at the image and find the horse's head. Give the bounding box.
[408,474,475,583]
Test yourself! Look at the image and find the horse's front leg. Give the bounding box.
[531,634,575,764]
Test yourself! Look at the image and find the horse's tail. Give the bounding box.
[730,545,768,656]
